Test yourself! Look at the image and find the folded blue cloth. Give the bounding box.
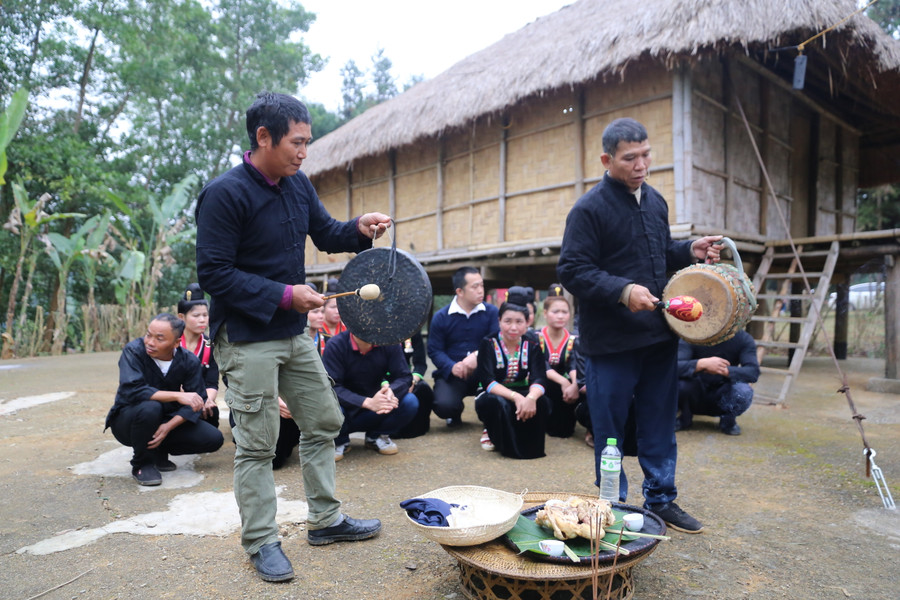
[400,497,459,527]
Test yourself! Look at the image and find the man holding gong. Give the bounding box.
[196,92,389,582]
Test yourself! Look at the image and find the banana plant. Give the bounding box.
[44,214,105,354]
[78,211,114,352]
[0,88,29,186]
[106,173,199,308]
[2,182,85,358]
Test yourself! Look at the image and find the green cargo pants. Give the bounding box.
[215,326,344,554]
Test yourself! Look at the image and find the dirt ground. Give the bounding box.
[1,352,899,600]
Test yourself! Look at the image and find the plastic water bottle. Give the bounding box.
[599,438,622,502]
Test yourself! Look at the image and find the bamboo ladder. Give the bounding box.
[749,241,840,405]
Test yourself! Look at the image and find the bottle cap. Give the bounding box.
[606,438,617,445]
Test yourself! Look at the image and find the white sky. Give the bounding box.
[297,0,573,111]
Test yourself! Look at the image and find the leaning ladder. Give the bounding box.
[749,241,840,405]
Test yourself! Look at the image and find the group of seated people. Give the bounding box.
[106,268,759,485]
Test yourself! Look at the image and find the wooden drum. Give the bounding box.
[662,238,757,346]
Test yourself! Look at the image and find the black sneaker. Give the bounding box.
[646,501,703,533]
[132,464,162,486]
[446,416,462,428]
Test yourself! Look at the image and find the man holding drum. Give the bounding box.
[196,92,389,582]
[557,117,721,534]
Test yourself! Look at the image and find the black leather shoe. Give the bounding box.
[307,515,382,546]
[249,541,294,582]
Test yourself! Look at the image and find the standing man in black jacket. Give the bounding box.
[196,92,390,582]
[557,117,721,534]
[105,313,224,486]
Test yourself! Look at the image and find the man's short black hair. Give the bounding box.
[452,266,480,293]
[602,118,648,156]
[246,92,311,151]
[153,313,185,338]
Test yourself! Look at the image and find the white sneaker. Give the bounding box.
[365,435,398,455]
[334,442,350,461]
[480,429,495,452]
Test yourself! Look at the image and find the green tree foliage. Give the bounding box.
[337,48,413,122]
[307,102,343,141]
[371,48,398,103]
[0,0,415,355]
[868,0,900,37]
[340,59,368,121]
[0,0,327,354]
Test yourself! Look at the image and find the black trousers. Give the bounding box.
[432,375,481,420]
[394,380,435,439]
[110,401,224,468]
[545,379,587,438]
[275,417,301,459]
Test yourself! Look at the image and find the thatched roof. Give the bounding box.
[303,0,900,176]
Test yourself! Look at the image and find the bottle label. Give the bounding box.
[600,456,621,472]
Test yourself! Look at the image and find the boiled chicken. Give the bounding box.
[534,497,615,541]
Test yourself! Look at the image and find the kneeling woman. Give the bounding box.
[475,301,550,459]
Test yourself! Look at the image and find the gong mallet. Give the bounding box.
[322,283,381,301]
[656,294,703,322]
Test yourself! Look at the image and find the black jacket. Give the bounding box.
[105,338,206,429]
[195,161,370,343]
[557,173,694,356]
[677,330,760,388]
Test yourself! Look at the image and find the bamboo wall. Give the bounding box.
[686,55,858,240]
[307,53,860,277]
[307,62,678,274]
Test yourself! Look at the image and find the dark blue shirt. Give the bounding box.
[427,302,499,379]
[322,331,412,419]
[195,161,370,343]
[677,330,760,386]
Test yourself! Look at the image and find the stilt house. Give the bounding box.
[301,0,900,395]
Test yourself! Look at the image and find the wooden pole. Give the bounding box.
[437,143,445,250]
[574,87,585,199]
[389,150,397,221]
[833,280,849,360]
[499,118,508,243]
[885,255,899,380]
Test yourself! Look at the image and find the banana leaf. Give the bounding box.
[506,508,637,557]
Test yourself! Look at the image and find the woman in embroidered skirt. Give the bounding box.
[475,301,550,459]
